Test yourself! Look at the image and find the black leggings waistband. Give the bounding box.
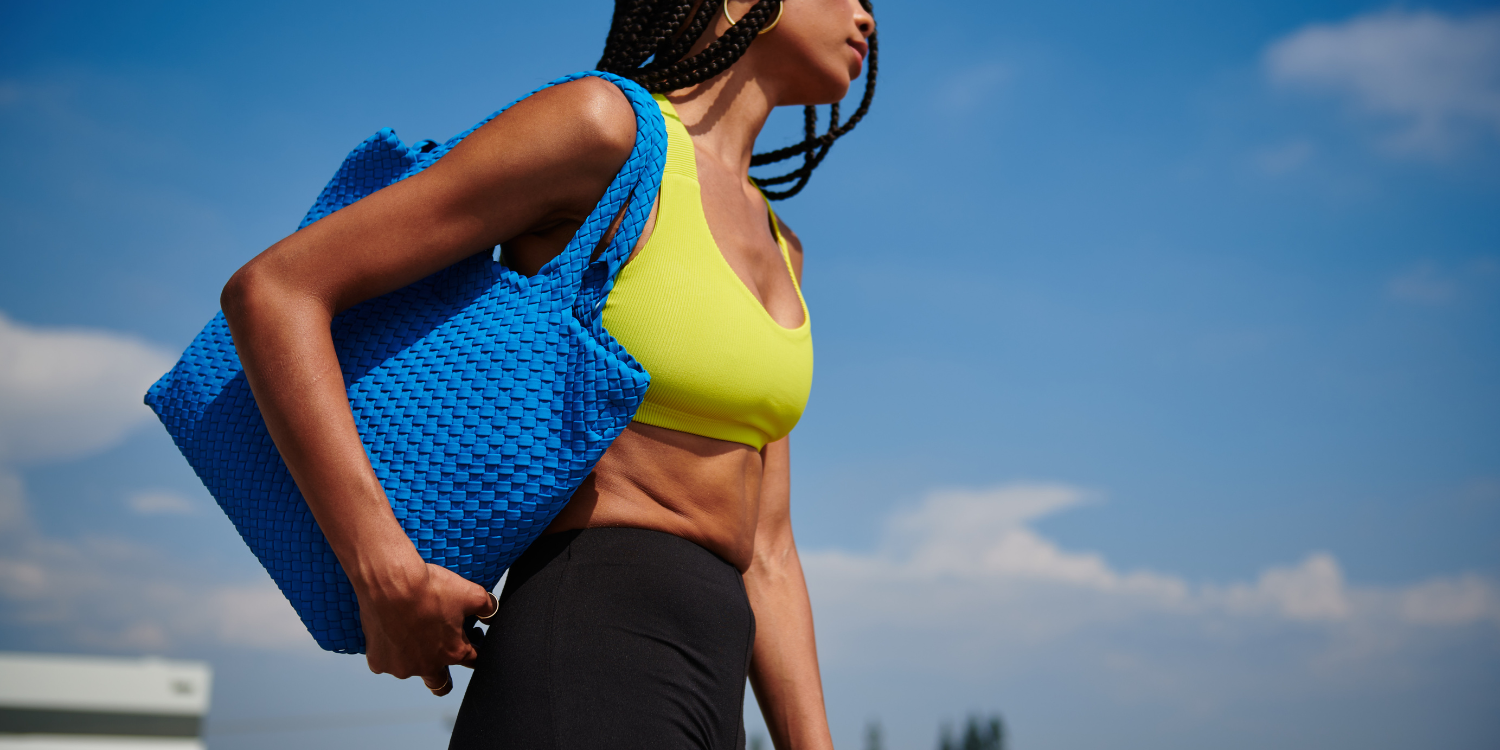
[450,528,755,750]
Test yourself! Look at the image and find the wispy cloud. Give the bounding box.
[1388,261,1458,304]
[1255,139,1316,175]
[1387,257,1500,305]
[125,488,200,515]
[0,468,309,652]
[0,312,174,465]
[1265,8,1500,155]
[935,61,1013,114]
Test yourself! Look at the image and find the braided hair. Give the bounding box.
[596,0,878,199]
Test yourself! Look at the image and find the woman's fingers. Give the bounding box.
[477,591,500,623]
[444,572,490,668]
[455,639,480,670]
[430,564,497,623]
[412,565,484,672]
[422,668,454,697]
[357,563,493,689]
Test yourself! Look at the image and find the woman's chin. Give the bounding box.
[796,79,855,107]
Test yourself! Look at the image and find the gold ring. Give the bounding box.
[480,592,500,621]
[425,674,452,695]
[724,1,784,35]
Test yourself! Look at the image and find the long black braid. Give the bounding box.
[596,0,878,200]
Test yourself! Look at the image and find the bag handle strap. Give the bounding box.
[419,71,665,320]
[548,73,665,323]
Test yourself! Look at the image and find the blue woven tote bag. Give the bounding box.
[144,71,664,654]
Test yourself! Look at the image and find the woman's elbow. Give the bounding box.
[220,258,310,329]
[220,261,272,328]
[220,266,251,321]
[750,529,799,579]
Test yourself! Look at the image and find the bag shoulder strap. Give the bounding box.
[414,72,665,313]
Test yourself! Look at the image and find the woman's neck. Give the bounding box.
[665,65,777,178]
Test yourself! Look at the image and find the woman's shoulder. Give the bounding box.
[434,75,640,224]
[475,76,638,170]
[527,76,639,150]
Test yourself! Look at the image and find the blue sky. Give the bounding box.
[2,1,1498,749]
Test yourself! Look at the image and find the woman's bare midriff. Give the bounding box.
[544,422,764,571]
[516,157,777,574]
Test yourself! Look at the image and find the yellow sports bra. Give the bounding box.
[600,95,813,451]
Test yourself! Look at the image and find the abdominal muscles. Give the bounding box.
[544,422,764,571]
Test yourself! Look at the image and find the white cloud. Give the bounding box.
[0,312,176,464]
[875,484,1187,600]
[125,488,200,515]
[1210,552,1352,621]
[808,483,1500,629]
[1265,8,1500,154]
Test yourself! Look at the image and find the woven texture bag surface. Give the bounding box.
[144,71,665,653]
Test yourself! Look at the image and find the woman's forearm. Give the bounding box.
[745,532,834,750]
[223,267,489,687]
[221,266,422,589]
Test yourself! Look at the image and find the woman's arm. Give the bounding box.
[745,436,834,750]
[219,77,639,692]
[745,218,829,748]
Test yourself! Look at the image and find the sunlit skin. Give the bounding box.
[219,1,873,747]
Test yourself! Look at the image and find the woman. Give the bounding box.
[221,1,876,747]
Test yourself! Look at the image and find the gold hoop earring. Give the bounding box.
[723,1,784,35]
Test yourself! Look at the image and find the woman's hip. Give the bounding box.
[450,527,755,750]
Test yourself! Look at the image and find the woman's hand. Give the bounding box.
[353,549,496,696]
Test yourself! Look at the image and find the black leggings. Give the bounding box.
[449,528,755,750]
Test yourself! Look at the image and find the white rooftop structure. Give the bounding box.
[0,653,211,750]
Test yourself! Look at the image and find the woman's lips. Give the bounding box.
[848,39,868,62]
